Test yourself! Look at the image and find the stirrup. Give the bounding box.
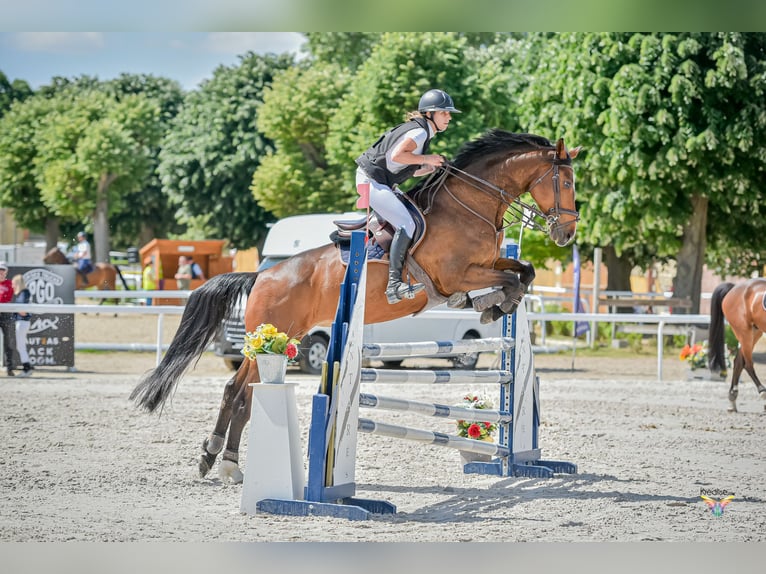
[385,281,425,304]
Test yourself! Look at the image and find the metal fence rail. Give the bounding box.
[1,291,710,380]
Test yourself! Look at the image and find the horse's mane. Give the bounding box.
[452,129,554,170]
[408,129,554,203]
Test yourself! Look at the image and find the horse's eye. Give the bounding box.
[564,181,572,188]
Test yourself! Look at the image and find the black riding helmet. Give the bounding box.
[418,89,461,113]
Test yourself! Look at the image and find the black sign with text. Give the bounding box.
[5,264,75,368]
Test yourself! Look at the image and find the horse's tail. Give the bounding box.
[708,281,735,373]
[130,272,259,413]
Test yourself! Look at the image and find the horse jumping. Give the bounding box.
[43,247,120,291]
[130,130,581,483]
[708,278,766,412]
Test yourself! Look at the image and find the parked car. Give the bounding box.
[214,213,503,374]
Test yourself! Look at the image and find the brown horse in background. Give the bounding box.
[131,130,581,483]
[708,278,766,412]
[43,247,119,291]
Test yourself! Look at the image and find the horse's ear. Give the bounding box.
[556,138,567,160]
[569,146,582,159]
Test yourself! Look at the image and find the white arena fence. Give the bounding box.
[0,290,711,381]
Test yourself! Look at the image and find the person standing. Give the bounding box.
[174,255,192,290]
[11,274,32,377]
[355,88,459,304]
[0,262,16,376]
[142,257,157,306]
[188,257,206,281]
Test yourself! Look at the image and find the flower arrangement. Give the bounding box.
[241,323,300,362]
[679,342,708,371]
[455,394,497,440]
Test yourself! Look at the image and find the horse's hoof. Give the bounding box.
[472,290,505,312]
[198,452,216,478]
[447,292,468,308]
[218,460,244,484]
[727,406,738,413]
[480,306,505,324]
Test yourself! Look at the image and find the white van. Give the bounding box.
[214,212,501,374]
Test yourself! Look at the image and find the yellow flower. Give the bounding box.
[242,323,301,362]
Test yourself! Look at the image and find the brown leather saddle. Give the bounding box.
[330,193,426,256]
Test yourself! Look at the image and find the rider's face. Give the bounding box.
[431,111,452,132]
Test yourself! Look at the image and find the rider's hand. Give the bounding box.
[424,154,445,167]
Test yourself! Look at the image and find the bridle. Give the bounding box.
[419,152,579,235]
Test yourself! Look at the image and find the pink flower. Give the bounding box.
[285,342,298,360]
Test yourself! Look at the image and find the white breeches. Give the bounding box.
[15,320,30,364]
[356,168,416,238]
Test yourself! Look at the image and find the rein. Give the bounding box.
[420,153,579,234]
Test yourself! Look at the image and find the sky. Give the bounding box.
[0,32,307,91]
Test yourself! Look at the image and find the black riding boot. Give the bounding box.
[385,228,425,304]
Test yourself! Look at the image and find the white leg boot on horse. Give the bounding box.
[385,227,424,304]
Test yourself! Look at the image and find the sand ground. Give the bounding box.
[0,312,764,543]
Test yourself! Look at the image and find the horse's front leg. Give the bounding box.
[742,357,766,412]
[493,258,536,291]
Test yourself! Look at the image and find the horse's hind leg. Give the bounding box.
[728,351,744,413]
[198,374,241,477]
[218,381,253,484]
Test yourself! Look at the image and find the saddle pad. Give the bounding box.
[338,240,387,266]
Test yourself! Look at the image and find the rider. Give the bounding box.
[355,88,460,304]
[72,231,93,284]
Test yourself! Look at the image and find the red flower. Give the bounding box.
[467,423,483,439]
[285,342,298,360]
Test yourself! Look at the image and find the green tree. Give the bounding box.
[252,62,352,217]
[33,89,162,262]
[0,94,69,248]
[101,73,185,250]
[0,71,33,117]
[325,32,518,195]
[519,33,766,310]
[303,33,381,71]
[158,52,293,249]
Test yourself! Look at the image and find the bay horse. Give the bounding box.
[43,247,120,291]
[130,130,581,483]
[708,278,766,412]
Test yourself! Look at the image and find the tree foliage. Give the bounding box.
[101,74,185,249]
[0,71,33,118]
[158,52,293,249]
[518,33,766,306]
[32,89,162,261]
[251,62,353,217]
[325,32,518,195]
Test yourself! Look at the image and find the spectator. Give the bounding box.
[188,257,206,281]
[0,262,15,376]
[11,274,33,377]
[174,255,192,290]
[142,256,157,306]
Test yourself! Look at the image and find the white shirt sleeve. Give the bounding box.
[385,127,429,174]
